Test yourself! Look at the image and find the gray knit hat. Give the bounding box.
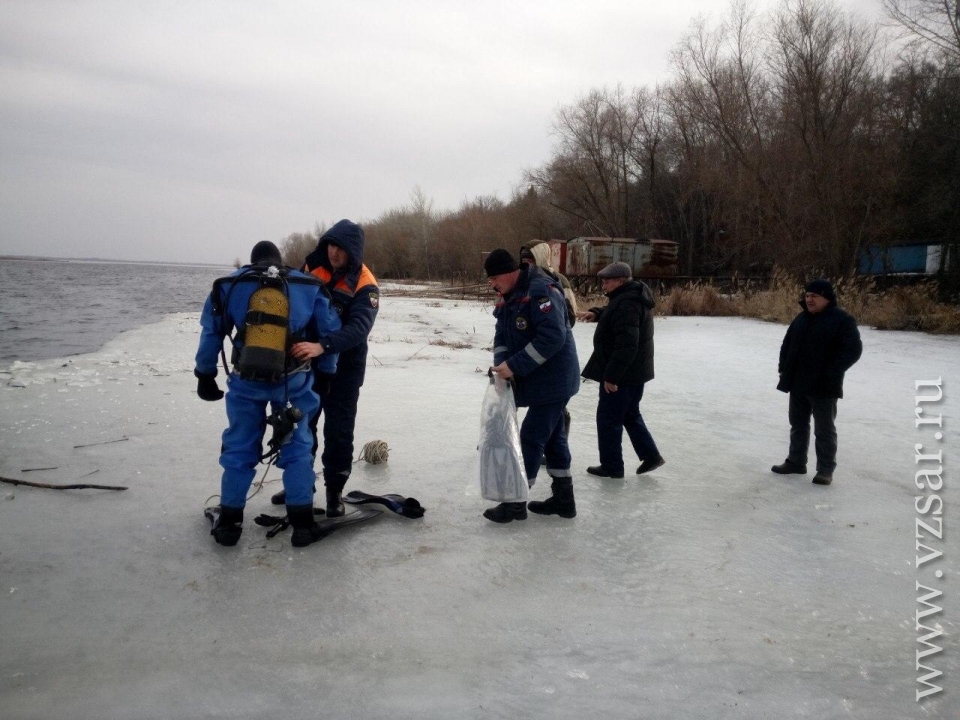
[597,261,632,279]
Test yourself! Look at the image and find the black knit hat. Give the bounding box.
[484,249,519,277]
[250,240,282,265]
[804,278,835,302]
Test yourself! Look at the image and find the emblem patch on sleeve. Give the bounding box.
[537,296,553,313]
[515,316,529,330]
[369,293,379,308]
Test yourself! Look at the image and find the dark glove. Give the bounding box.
[314,372,335,397]
[194,369,224,401]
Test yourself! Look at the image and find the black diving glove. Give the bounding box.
[195,369,224,401]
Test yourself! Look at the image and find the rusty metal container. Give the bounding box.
[544,239,568,274]
[565,237,679,278]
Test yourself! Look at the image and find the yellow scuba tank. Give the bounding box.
[237,283,289,382]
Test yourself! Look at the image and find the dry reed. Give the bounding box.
[578,269,960,334]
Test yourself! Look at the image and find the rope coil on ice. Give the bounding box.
[358,440,389,464]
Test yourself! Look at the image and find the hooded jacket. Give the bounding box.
[303,219,379,385]
[522,241,579,326]
[777,296,862,398]
[493,264,580,407]
[581,279,656,386]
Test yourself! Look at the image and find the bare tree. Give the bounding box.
[884,0,960,61]
[279,228,323,270]
[527,86,645,237]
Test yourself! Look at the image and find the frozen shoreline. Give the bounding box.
[1,299,957,719]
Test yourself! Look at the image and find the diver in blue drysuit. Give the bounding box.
[194,241,340,546]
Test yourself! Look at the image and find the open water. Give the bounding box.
[0,258,232,366]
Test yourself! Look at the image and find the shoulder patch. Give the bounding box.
[369,292,379,308]
[515,316,529,330]
[537,296,553,313]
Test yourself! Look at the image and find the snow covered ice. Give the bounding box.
[1,295,957,719]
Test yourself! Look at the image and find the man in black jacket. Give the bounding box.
[772,279,862,486]
[579,262,665,479]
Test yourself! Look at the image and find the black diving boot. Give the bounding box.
[527,478,577,519]
[287,504,320,548]
[211,505,243,546]
[483,502,527,524]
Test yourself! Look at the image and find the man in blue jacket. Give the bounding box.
[772,279,862,486]
[194,241,340,547]
[485,248,580,523]
[270,220,379,516]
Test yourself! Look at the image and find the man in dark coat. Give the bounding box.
[270,219,379,515]
[579,262,664,478]
[484,248,580,524]
[772,278,862,486]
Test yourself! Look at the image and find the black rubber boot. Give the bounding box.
[528,478,577,519]
[324,470,348,517]
[270,484,316,506]
[483,502,528,523]
[211,505,243,546]
[287,504,320,547]
[325,488,345,518]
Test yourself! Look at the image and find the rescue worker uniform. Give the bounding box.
[274,219,378,515]
[195,249,340,544]
[491,261,580,520]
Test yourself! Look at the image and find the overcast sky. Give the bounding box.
[0,0,884,265]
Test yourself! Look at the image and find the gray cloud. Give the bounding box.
[0,0,882,264]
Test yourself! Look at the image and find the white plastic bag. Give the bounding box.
[477,375,529,503]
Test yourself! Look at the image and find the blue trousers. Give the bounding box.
[520,399,572,487]
[596,383,660,473]
[219,371,320,507]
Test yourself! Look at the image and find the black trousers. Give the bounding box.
[309,373,360,489]
[787,392,838,473]
[596,383,660,473]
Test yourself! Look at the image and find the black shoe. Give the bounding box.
[771,460,807,475]
[483,502,527,523]
[211,506,243,546]
[326,488,345,518]
[586,465,624,478]
[812,472,833,485]
[527,480,576,519]
[636,456,666,474]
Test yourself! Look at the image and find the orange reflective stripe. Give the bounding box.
[309,264,378,295]
[356,265,378,291]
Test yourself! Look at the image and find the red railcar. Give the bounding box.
[547,237,679,279]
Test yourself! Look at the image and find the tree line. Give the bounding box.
[279,0,959,283]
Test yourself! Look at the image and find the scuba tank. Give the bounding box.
[211,263,326,382]
[236,267,289,383]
